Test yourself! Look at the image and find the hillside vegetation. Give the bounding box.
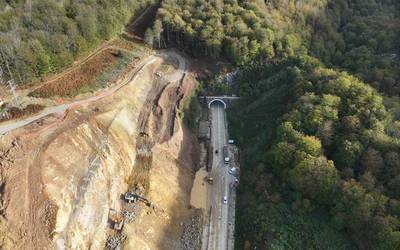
[311,0,400,95]
[148,0,324,63]
[150,0,399,95]
[230,57,400,249]
[0,0,154,85]
[148,0,400,248]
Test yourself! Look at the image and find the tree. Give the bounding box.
[153,19,163,48]
[361,147,384,175]
[289,155,338,203]
[144,28,155,48]
[333,140,363,169]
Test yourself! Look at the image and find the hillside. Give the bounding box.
[146,0,400,248]
[0,49,201,249]
[311,0,400,95]
[0,0,399,249]
[0,0,154,85]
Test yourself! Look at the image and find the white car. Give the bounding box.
[228,139,234,144]
[223,196,228,204]
[229,167,236,174]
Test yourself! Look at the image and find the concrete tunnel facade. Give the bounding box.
[208,99,227,109]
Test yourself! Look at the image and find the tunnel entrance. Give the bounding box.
[208,99,227,109]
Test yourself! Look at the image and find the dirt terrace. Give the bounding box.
[0,51,201,250]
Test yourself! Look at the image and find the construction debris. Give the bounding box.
[106,233,127,250]
[122,210,136,223]
[181,211,203,250]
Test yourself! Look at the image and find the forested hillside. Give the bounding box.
[151,0,399,95]
[230,57,400,249]
[147,0,326,63]
[311,0,400,95]
[148,0,400,248]
[0,0,154,85]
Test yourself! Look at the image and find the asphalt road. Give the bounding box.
[0,51,187,135]
[207,102,234,250]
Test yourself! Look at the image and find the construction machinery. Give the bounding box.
[108,209,124,231]
[124,192,137,203]
[123,191,151,206]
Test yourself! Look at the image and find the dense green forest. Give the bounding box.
[150,0,399,95]
[311,0,400,96]
[0,0,154,85]
[149,0,323,62]
[148,0,400,248]
[230,57,400,249]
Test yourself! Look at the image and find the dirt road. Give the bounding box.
[0,51,187,135]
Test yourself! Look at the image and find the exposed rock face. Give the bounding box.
[0,52,200,250]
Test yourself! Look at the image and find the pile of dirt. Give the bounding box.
[0,104,44,122]
[29,49,120,98]
[0,137,21,168]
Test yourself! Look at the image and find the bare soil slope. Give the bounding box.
[0,51,200,250]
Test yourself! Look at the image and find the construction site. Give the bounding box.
[0,33,210,248]
[0,2,242,248]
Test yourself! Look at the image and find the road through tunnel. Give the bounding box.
[208,99,227,109]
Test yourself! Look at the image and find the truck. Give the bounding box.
[108,209,124,231]
[223,146,229,163]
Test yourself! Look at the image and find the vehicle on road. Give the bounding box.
[215,149,219,154]
[205,176,214,184]
[223,196,228,204]
[228,139,234,144]
[229,167,236,175]
[224,157,230,163]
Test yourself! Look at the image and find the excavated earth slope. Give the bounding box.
[0,51,200,250]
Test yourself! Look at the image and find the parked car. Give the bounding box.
[223,196,228,204]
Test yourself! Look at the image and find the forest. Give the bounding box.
[148,0,400,248]
[0,0,154,85]
[311,0,400,96]
[150,0,399,95]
